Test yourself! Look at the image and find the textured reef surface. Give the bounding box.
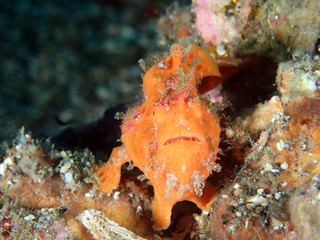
[1,0,320,239]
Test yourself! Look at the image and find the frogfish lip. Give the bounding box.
[163,136,201,146]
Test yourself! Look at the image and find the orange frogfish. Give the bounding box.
[96,43,221,229]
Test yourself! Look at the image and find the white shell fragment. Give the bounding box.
[77,209,146,240]
[23,214,35,221]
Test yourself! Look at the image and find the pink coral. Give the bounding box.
[195,0,219,45]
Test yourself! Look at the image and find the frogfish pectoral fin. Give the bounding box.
[95,145,128,193]
[151,181,217,229]
[189,181,217,211]
[152,196,173,230]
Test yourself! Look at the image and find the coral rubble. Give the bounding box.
[0,129,154,239]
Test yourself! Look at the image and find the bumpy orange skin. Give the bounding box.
[96,43,221,229]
